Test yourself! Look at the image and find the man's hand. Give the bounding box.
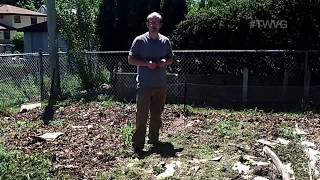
[147,61,157,69]
[158,59,167,68]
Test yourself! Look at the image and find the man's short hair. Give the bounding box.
[146,12,162,22]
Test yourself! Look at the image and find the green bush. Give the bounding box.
[12,32,24,53]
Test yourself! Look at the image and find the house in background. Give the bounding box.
[18,21,68,53]
[0,4,46,52]
[0,23,16,52]
[38,5,47,14]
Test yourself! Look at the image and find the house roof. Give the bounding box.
[38,5,47,14]
[0,25,7,30]
[0,23,16,30]
[0,4,47,17]
[18,21,47,32]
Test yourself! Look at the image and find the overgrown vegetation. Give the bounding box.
[0,145,52,179]
[0,99,317,179]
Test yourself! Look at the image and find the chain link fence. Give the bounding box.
[112,50,320,109]
[0,53,41,109]
[0,52,82,109]
[1,50,319,110]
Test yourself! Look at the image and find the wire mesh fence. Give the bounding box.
[112,50,320,109]
[0,53,41,109]
[0,50,319,110]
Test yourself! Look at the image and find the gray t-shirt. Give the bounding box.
[129,32,174,88]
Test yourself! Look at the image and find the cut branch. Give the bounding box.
[263,146,291,180]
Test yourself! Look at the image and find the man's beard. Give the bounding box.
[150,28,159,33]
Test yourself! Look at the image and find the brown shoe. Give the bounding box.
[147,140,162,147]
[132,145,144,158]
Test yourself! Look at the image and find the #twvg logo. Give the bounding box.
[249,19,288,29]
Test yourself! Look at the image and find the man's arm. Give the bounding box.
[128,55,147,66]
[128,37,157,69]
[128,55,157,69]
[158,39,174,67]
[158,58,173,67]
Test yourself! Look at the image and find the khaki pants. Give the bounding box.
[132,87,167,149]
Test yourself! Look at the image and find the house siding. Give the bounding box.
[24,32,48,52]
[11,15,46,29]
[24,32,68,53]
[0,15,47,42]
[0,15,14,27]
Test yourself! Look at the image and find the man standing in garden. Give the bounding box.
[128,12,174,156]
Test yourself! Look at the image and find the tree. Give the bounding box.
[17,0,37,11]
[97,0,151,51]
[160,0,187,38]
[0,0,46,10]
[57,0,104,90]
[0,0,20,6]
[97,0,186,51]
[172,0,320,50]
[57,0,101,51]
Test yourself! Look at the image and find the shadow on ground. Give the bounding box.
[138,142,184,159]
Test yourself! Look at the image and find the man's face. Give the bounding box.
[147,17,162,33]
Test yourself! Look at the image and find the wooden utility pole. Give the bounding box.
[48,0,60,97]
[43,0,60,123]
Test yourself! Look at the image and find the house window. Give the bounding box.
[31,17,37,25]
[14,16,21,23]
[4,31,10,39]
[0,15,3,19]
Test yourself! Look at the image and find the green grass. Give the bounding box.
[12,120,42,140]
[280,123,301,140]
[216,120,241,138]
[183,105,313,120]
[184,105,213,116]
[275,142,309,180]
[101,98,116,108]
[0,117,9,137]
[0,74,82,115]
[50,118,70,128]
[61,75,82,96]
[97,166,151,180]
[119,123,135,147]
[189,144,218,159]
[16,119,40,129]
[0,144,52,179]
[0,75,39,115]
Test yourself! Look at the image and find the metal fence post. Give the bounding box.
[242,67,248,105]
[281,70,288,102]
[183,80,188,115]
[303,51,310,109]
[39,50,44,101]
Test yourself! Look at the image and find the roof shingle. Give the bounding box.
[0,4,47,16]
[0,23,16,30]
